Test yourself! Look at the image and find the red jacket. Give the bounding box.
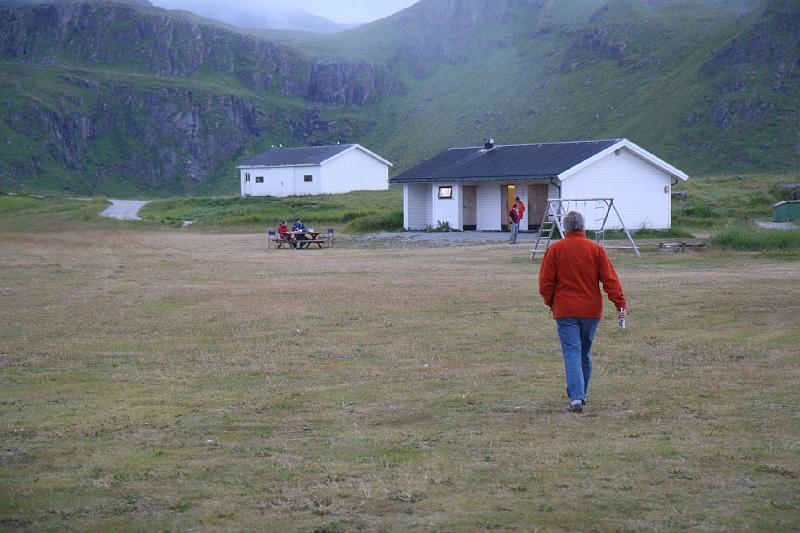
[538,231,627,318]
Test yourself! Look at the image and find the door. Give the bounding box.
[243,172,251,196]
[501,184,516,231]
[528,183,549,230]
[462,186,477,230]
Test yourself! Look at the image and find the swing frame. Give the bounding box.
[530,198,640,260]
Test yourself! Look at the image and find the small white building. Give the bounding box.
[238,144,392,197]
[391,138,689,231]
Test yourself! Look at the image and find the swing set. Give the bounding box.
[530,198,640,261]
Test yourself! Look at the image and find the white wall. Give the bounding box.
[322,148,389,194]
[292,166,322,196]
[239,165,319,197]
[239,147,389,197]
[476,183,501,231]
[561,149,672,229]
[404,183,431,230]
[431,183,461,230]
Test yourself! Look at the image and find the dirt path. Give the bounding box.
[100,200,149,220]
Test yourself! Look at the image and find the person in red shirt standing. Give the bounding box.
[538,211,627,413]
[508,203,520,244]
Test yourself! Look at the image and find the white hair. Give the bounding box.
[563,211,585,232]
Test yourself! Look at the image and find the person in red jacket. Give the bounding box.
[515,196,525,227]
[538,211,627,413]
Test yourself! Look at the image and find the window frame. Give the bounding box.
[437,186,453,199]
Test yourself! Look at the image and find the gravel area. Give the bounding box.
[100,200,150,220]
[351,230,538,246]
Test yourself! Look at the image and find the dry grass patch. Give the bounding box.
[0,229,798,531]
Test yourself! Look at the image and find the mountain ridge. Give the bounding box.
[0,0,797,195]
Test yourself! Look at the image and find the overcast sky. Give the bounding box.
[150,0,420,24]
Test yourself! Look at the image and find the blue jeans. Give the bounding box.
[509,222,519,243]
[556,318,600,402]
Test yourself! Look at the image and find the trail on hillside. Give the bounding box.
[101,200,150,220]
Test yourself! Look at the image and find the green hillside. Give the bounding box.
[0,0,797,196]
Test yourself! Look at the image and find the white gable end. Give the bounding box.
[321,147,389,194]
[560,147,674,229]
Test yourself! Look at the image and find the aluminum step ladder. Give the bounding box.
[530,200,567,260]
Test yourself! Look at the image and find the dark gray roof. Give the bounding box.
[240,144,356,167]
[390,139,621,183]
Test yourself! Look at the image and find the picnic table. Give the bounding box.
[270,230,330,249]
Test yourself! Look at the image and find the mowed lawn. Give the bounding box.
[1,229,798,531]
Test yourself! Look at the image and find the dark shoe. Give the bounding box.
[567,401,583,413]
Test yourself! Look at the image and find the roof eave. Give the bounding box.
[321,144,394,167]
[390,175,558,183]
[237,163,321,169]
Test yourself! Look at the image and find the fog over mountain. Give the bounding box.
[149,0,419,30]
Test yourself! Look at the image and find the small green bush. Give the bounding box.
[711,225,800,251]
[425,220,456,232]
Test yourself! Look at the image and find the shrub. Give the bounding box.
[425,220,456,232]
[711,225,800,251]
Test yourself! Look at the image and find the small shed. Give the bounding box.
[238,144,392,197]
[391,138,689,231]
[774,200,800,222]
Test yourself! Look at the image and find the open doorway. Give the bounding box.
[462,185,477,230]
[501,184,516,231]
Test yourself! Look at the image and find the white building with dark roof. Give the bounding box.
[390,138,689,231]
[238,144,392,197]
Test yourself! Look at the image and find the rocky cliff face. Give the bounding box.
[691,0,798,131]
[703,0,799,94]
[4,74,263,190]
[0,2,397,106]
[0,1,399,194]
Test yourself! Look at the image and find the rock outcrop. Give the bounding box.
[0,2,397,106]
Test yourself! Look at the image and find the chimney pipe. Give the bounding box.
[484,138,494,150]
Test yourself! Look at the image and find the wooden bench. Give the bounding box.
[272,235,296,248]
[301,239,327,248]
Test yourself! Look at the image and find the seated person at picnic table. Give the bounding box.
[278,221,295,247]
[292,218,310,249]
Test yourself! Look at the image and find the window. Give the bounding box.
[304,175,313,182]
[245,173,250,182]
[255,176,264,183]
[438,186,453,199]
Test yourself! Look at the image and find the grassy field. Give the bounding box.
[1,217,798,530]
[139,189,404,233]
